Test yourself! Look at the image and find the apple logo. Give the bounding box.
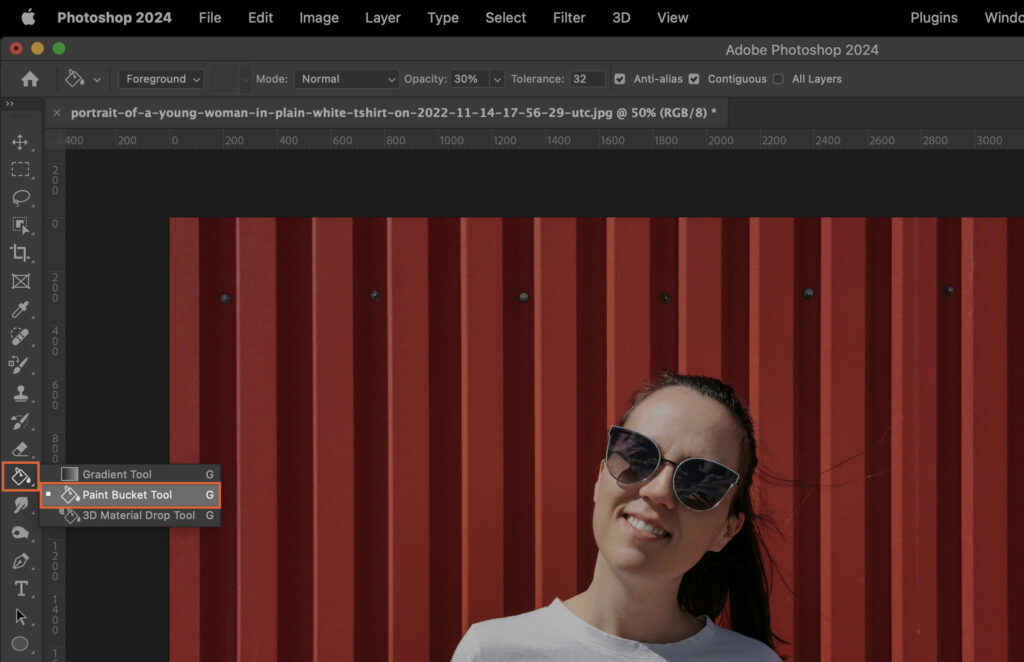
[22,8,35,26]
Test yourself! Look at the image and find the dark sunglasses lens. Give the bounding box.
[674,459,737,511]
[607,430,659,484]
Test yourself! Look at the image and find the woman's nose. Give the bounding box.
[637,461,677,507]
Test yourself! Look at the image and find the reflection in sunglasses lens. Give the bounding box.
[675,459,734,510]
[608,431,658,483]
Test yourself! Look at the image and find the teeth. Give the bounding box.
[627,516,668,537]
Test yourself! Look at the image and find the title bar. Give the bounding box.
[4,5,1024,36]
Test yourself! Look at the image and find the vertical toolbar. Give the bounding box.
[2,100,43,660]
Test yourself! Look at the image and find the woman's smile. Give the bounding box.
[621,512,672,541]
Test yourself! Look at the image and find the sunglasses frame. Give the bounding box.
[605,425,742,512]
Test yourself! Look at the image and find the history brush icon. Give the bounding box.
[8,355,28,374]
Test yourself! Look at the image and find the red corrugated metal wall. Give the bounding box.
[168,217,1022,662]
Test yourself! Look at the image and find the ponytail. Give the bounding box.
[677,512,780,649]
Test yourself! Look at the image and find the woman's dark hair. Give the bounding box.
[617,371,789,653]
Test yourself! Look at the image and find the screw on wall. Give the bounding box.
[802,288,815,300]
[943,285,955,296]
[370,289,382,302]
[518,292,530,303]
[660,293,672,304]
[219,293,232,304]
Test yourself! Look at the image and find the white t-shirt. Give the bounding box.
[451,597,782,661]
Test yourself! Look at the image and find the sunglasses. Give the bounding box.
[605,426,741,512]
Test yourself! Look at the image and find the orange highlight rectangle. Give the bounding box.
[2,461,40,492]
[37,481,222,509]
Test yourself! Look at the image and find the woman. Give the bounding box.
[452,373,784,661]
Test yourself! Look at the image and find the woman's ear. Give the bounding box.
[709,511,745,552]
